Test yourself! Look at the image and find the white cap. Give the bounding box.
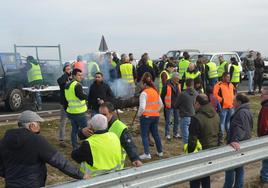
[89,114,108,131]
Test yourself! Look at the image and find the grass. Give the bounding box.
[0,95,263,187]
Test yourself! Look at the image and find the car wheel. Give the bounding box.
[5,89,24,111]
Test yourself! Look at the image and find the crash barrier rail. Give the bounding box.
[50,136,268,188]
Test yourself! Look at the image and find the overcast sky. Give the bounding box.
[0,0,268,61]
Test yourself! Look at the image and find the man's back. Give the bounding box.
[176,88,198,117]
[0,128,55,188]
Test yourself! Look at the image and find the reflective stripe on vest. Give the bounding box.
[165,85,172,108]
[80,132,122,176]
[218,61,228,77]
[87,61,100,80]
[231,65,240,83]
[143,88,161,116]
[159,70,171,94]
[27,62,43,83]
[183,71,201,89]
[64,81,87,114]
[207,62,218,78]
[147,60,153,68]
[120,64,134,83]
[179,59,190,79]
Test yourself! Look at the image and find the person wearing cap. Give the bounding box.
[161,72,181,140]
[72,114,123,176]
[65,68,88,150]
[187,94,220,188]
[0,111,86,187]
[57,62,72,147]
[159,62,175,94]
[79,102,143,167]
[25,56,43,111]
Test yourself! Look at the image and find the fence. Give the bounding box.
[50,136,268,188]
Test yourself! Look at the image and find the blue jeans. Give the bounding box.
[180,117,191,144]
[261,159,268,182]
[220,108,234,136]
[67,113,88,150]
[224,166,244,188]
[208,77,218,88]
[35,91,42,106]
[247,71,255,92]
[164,108,179,136]
[140,116,162,154]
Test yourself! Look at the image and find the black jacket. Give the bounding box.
[228,103,253,144]
[0,128,83,188]
[77,115,140,162]
[161,79,181,108]
[57,72,72,108]
[88,81,115,111]
[136,63,156,83]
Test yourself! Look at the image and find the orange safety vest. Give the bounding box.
[164,84,181,109]
[143,88,161,117]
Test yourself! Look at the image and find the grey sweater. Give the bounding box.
[176,88,198,117]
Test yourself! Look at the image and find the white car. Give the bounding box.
[263,58,268,80]
[190,52,244,78]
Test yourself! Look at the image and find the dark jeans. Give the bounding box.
[254,70,263,92]
[223,166,244,188]
[66,112,87,150]
[164,108,179,136]
[190,176,210,188]
[140,116,162,154]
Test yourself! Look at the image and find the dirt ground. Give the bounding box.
[0,95,266,188]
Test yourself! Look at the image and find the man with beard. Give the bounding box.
[88,72,115,115]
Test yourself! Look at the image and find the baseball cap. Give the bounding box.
[18,110,44,126]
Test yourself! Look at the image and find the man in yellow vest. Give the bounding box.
[182,63,201,90]
[178,52,191,79]
[65,68,88,150]
[72,114,122,177]
[161,72,181,140]
[218,56,230,80]
[26,56,43,111]
[118,54,137,96]
[230,57,241,90]
[159,62,175,94]
[205,58,218,87]
[79,102,143,167]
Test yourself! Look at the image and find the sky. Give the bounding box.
[0,0,268,61]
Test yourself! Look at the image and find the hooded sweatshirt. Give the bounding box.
[0,128,83,188]
[188,103,220,152]
[176,88,198,117]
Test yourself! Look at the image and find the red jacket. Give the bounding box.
[258,100,268,137]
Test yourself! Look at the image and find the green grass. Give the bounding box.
[0,95,263,187]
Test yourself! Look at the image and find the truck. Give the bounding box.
[0,45,62,111]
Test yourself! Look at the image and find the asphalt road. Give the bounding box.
[0,79,267,115]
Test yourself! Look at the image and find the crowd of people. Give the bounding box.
[0,51,268,188]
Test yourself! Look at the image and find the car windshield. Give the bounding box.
[190,54,212,64]
[166,51,180,59]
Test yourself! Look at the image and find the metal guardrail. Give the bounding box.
[50,136,268,188]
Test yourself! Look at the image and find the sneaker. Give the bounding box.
[166,135,171,140]
[117,109,124,113]
[173,133,182,139]
[157,152,163,157]
[139,153,151,160]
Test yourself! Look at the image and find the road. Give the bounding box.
[0,79,267,116]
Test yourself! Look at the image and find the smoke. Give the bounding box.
[83,52,135,98]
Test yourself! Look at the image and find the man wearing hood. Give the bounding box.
[187,94,220,188]
[0,111,86,188]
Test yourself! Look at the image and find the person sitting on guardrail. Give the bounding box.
[72,114,123,177]
[79,102,143,167]
[187,94,220,188]
[0,111,87,188]
[258,86,268,184]
[223,94,253,188]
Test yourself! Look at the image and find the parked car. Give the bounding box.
[190,52,244,78]
[263,57,268,80]
[166,49,200,60]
